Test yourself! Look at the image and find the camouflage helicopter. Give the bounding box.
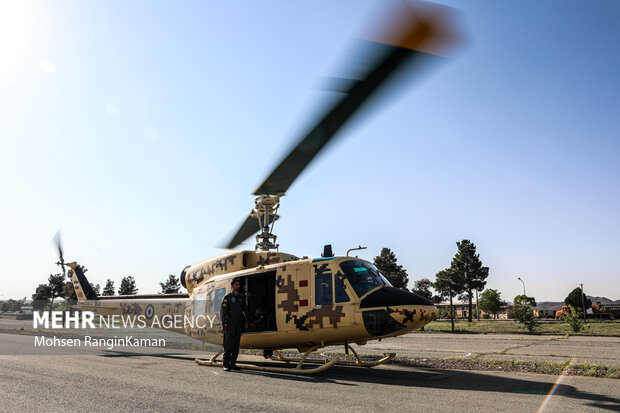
[59,1,464,374]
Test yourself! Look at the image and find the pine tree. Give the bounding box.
[118,276,138,295]
[373,248,409,289]
[63,281,77,302]
[102,279,115,296]
[433,268,465,332]
[48,273,66,311]
[412,278,433,301]
[32,284,52,310]
[159,274,181,294]
[450,240,489,322]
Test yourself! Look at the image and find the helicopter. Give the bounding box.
[58,0,464,374]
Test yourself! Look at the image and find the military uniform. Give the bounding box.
[220,292,248,369]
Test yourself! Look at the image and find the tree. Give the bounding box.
[513,294,539,333]
[63,281,76,302]
[564,287,591,318]
[118,276,138,295]
[412,278,433,301]
[92,284,101,295]
[48,273,66,311]
[2,298,25,312]
[478,289,506,319]
[433,268,465,333]
[437,307,451,319]
[102,279,115,296]
[431,294,443,303]
[374,248,409,289]
[561,305,583,333]
[159,274,181,294]
[32,284,52,310]
[450,240,489,322]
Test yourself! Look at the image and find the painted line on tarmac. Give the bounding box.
[535,358,573,413]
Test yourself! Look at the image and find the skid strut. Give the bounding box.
[272,346,396,367]
[195,346,338,375]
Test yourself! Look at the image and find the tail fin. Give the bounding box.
[67,262,98,301]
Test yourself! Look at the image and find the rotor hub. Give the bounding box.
[251,195,281,251]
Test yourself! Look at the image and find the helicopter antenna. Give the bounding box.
[346,245,367,257]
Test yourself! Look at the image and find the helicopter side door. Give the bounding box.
[309,261,354,332]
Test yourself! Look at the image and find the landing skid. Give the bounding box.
[195,346,338,374]
[195,346,395,374]
[272,345,396,368]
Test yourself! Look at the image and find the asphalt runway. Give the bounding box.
[1,334,618,412]
[323,332,620,367]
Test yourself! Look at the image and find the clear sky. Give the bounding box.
[1,1,619,302]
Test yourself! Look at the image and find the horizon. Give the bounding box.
[1,0,619,302]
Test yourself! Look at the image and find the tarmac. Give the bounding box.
[322,331,620,367]
[1,331,619,412]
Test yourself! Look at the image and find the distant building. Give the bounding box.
[533,308,556,318]
[435,302,513,319]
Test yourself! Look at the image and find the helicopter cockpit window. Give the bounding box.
[339,260,385,298]
[366,262,393,287]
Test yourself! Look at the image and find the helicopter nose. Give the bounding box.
[360,287,437,337]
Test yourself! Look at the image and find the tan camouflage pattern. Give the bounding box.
[183,251,298,294]
[73,253,437,352]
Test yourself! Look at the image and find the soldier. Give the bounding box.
[220,277,252,371]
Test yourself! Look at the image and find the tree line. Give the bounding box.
[375,241,547,333]
[373,241,492,318]
[374,240,511,331]
[31,269,183,310]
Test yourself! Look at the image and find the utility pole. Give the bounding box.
[475,289,480,322]
[580,283,587,321]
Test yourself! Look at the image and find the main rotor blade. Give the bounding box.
[223,213,258,249]
[253,0,464,196]
[52,230,64,262]
[223,212,280,249]
[53,230,67,278]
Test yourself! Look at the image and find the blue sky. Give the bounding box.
[1,0,618,302]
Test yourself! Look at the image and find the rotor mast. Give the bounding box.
[252,195,280,251]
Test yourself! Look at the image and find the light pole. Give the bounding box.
[580,283,587,321]
[517,277,526,296]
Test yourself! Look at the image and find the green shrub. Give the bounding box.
[560,305,583,332]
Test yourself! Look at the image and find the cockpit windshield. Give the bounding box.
[339,260,389,298]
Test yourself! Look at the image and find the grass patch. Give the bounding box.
[422,320,620,336]
[570,363,620,379]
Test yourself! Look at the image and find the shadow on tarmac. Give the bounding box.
[99,351,620,412]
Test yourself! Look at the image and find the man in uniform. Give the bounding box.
[220,277,251,371]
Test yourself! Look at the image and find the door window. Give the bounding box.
[193,291,206,316]
[208,288,226,315]
[315,272,333,306]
